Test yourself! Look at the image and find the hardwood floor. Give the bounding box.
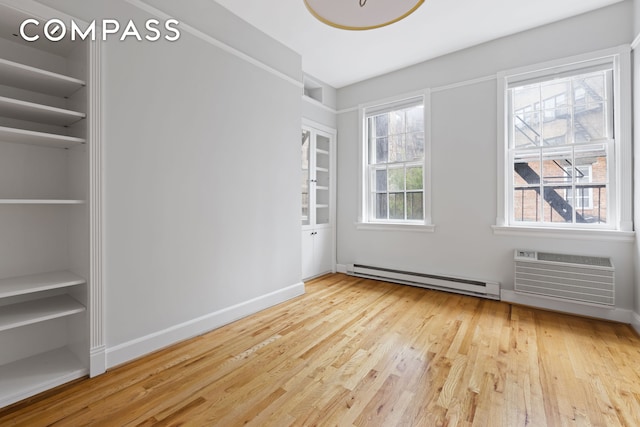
[1,273,640,426]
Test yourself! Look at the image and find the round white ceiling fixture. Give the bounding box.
[304,0,425,31]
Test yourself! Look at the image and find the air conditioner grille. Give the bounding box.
[514,250,614,307]
[536,252,612,268]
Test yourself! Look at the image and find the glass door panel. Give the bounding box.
[315,134,330,225]
[301,130,311,226]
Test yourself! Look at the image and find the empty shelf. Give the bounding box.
[0,347,87,408]
[0,294,86,332]
[0,271,85,299]
[0,126,85,148]
[0,199,85,205]
[0,96,85,126]
[0,58,85,97]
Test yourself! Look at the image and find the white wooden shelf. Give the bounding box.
[0,58,85,98]
[0,199,85,205]
[0,294,85,332]
[316,204,329,209]
[316,149,329,155]
[0,271,85,299]
[0,347,87,408]
[0,96,85,126]
[0,126,85,149]
[316,186,329,191]
[316,167,329,173]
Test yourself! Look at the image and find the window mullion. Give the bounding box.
[386,164,390,220]
[571,146,576,224]
[404,164,408,221]
[538,148,544,223]
[370,165,375,222]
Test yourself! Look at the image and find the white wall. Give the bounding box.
[635,0,640,34]
[633,0,640,331]
[302,74,337,129]
[337,1,637,318]
[36,0,304,365]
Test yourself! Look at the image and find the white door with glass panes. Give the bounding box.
[301,122,335,279]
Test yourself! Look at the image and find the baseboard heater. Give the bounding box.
[346,264,500,300]
[514,250,614,306]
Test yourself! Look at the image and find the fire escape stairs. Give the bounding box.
[514,162,585,222]
[513,78,601,222]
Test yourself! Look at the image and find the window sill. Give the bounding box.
[356,222,435,233]
[492,225,635,242]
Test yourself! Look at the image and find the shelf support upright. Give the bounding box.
[89,37,105,377]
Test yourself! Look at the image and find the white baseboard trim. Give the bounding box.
[106,282,305,369]
[501,290,632,324]
[89,345,106,377]
[632,312,640,335]
[336,264,348,274]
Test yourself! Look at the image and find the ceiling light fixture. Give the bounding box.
[304,0,424,31]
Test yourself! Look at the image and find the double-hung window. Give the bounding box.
[497,47,631,233]
[361,94,430,226]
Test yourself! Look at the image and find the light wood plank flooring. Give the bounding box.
[1,273,640,426]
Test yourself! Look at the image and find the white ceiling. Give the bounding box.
[214,0,624,88]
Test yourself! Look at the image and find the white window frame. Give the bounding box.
[565,165,593,211]
[357,90,433,231]
[494,46,633,240]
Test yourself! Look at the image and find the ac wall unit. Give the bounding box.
[514,250,614,306]
[346,264,500,300]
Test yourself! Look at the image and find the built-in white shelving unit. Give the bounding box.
[0,57,85,97]
[0,125,85,148]
[0,199,85,204]
[301,121,336,280]
[0,348,86,408]
[0,96,85,126]
[0,295,85,332]
[0,271,85,298]
[0,2,99,409]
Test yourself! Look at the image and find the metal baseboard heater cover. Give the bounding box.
[514,250,614,306]
[346,264,500,300]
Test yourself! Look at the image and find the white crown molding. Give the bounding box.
[337,74,495,114]
[336,105,359,115]
[124,0,303,89]
[302,95,337,114]
[431,74,496,93]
